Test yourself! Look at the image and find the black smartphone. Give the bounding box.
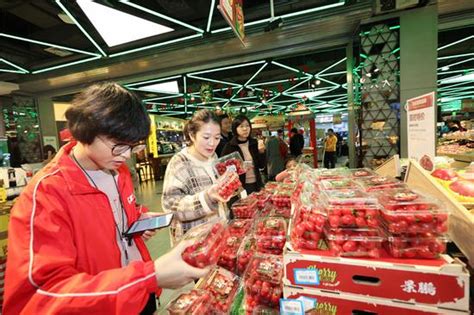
[124,213,174,237]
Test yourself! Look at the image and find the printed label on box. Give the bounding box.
[296,296,317,312]
[226,165,237,172]
[294,268,320,285]
[280,299,304,315]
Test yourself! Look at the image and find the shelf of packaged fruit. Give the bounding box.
[405,160,474,268]
[441,152,474,163]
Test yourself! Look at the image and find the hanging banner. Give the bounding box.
[218,0,245,45]
[406,92,436,171]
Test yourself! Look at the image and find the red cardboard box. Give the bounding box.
[283,285,469,314]
[283,248,470,311]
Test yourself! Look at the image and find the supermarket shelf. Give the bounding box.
[441,152,474,163]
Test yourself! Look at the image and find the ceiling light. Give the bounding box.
[439,72,474,84]
[292,89,329,99]
[77,0,174,47]
[137,81,179,93]
[57,12,74,24]
[315,79,321,85]
[441,66,450,71]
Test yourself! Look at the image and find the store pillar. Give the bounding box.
[37,97,59,149]
[399,5,438,158]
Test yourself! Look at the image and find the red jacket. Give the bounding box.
[3,142,159,314]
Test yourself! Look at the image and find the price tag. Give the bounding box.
[294,268,319,285]
[296,296,317,312]
[226,164,237,172]
[280,299,304,315]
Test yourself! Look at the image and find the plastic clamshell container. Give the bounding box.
[181,219,227,268]
[243,254,284,309]
[213,151,246,175]
[350,168,378,178]
[324,226,386,258]
[232,197,259,219]
[236,236,257,276]
[167,289,213,315]
[271,190,292,209]
[268,206,291,219]
[320,189,378,206]
[356,176,406,192]
[217,170,243,200]
[217,234,244,272]
[319,179,358,190]
[226,219,253,237]
[386,233,449,259]
[250,191,272,209]
[255,217,287,255]
[315,168,350,180]
[322,201,381,229]
[290,205,326,251]
[377,188,449,235]
[198,267,241,314]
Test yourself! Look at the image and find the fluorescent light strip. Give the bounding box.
[283,77,312,93]
[31,55,101,74]
[183,75,188,114]
[109,34,202,57]
[0,33,99,57]
[438,68,474,75]
[281,1,345,19]
[315,76,341,88]
[187,74,242,87]
[438,35,474,51]
[243,63,268,87]
[143,94,183,102]
[55,0,107,56]
[248,76,308,87]
[125,75,182,87]
[271,61,312,76]
[440,73,474,84]
[436,58,474,71]
[438,53,474,60]
[0,58,29,73]
[189,60,265,76]
[0,68,25,74]
[119,0,204,33]
[438,86,474,93]
[438,80,473,90]
[319,71,347,77]
[206,0,216,32]
[316,57,347,76]
[231,99,261,105]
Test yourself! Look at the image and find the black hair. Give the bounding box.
[328,128,334,133]
[277,129,284,134]
[231,115,252,140]
[285,156,297,168]
[65,82,150,144]
[290,128,298,134]
[183,109,220,144]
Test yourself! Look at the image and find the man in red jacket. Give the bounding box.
[3,83,208,314]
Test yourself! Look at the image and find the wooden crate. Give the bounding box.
[405,160,474,267]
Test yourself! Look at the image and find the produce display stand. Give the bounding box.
[374,154,401,178]
[443,152,474,163]
[405,160,474,268]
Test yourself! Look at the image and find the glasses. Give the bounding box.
[98,137,146,156]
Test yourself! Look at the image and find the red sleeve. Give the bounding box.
[5,187,157,315]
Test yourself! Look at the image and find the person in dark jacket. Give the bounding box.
[215,113,232,157]
[222,115,266,194]
[289,128,304,157]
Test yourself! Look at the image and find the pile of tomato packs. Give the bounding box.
[168,166,457,314]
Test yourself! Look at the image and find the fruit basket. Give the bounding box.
[243,254,284,309]
[198,267,241,314]
[255,217,287,255]
[386,233,448,259]
[377,188,448,235]
[217,170,243,200]
[290,205,326,250]
[236,236,257,276]
[181,220,227,268]
[217,234,244,272]
[226,219,253,237]
[319,179,358,191]
[232,197,259,219]
[356,176,406,192]
[213,152,245,175]
[166,289,213,315]
[324,226,386,258]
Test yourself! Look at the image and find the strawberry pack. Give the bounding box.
[232,197,259,219]
[319,178,358,191]
[166,289,213,315]
[216,170,243,200]
[356,175,406,192]
[236,236,257,276]
[226,219,253,237]
[213,152,246,175]
[290,204,326,251]
[198,267,240,314]
[217,234,244,272]
[386,233,448,259]
[181,220,226,268]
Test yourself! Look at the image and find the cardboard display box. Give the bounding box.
[283,248,470,312]
[283,285,469,314]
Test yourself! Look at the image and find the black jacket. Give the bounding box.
[221,137,266,190]
[289,133,304,157]
[216,132,232,157]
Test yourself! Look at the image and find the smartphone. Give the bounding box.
[125,213,174,237]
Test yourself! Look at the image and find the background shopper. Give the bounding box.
[162,109,228,245]
[222,115,266,194]
[215,113,232,157]
[289,127,304,157]
[324,128,338,169]
[275,157,298,182]
[266,134,285,181]
[3,82,208,315]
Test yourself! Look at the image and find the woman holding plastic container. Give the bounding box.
[162,109,229,245]
[3,83,209,315]
[222,115,266,194]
